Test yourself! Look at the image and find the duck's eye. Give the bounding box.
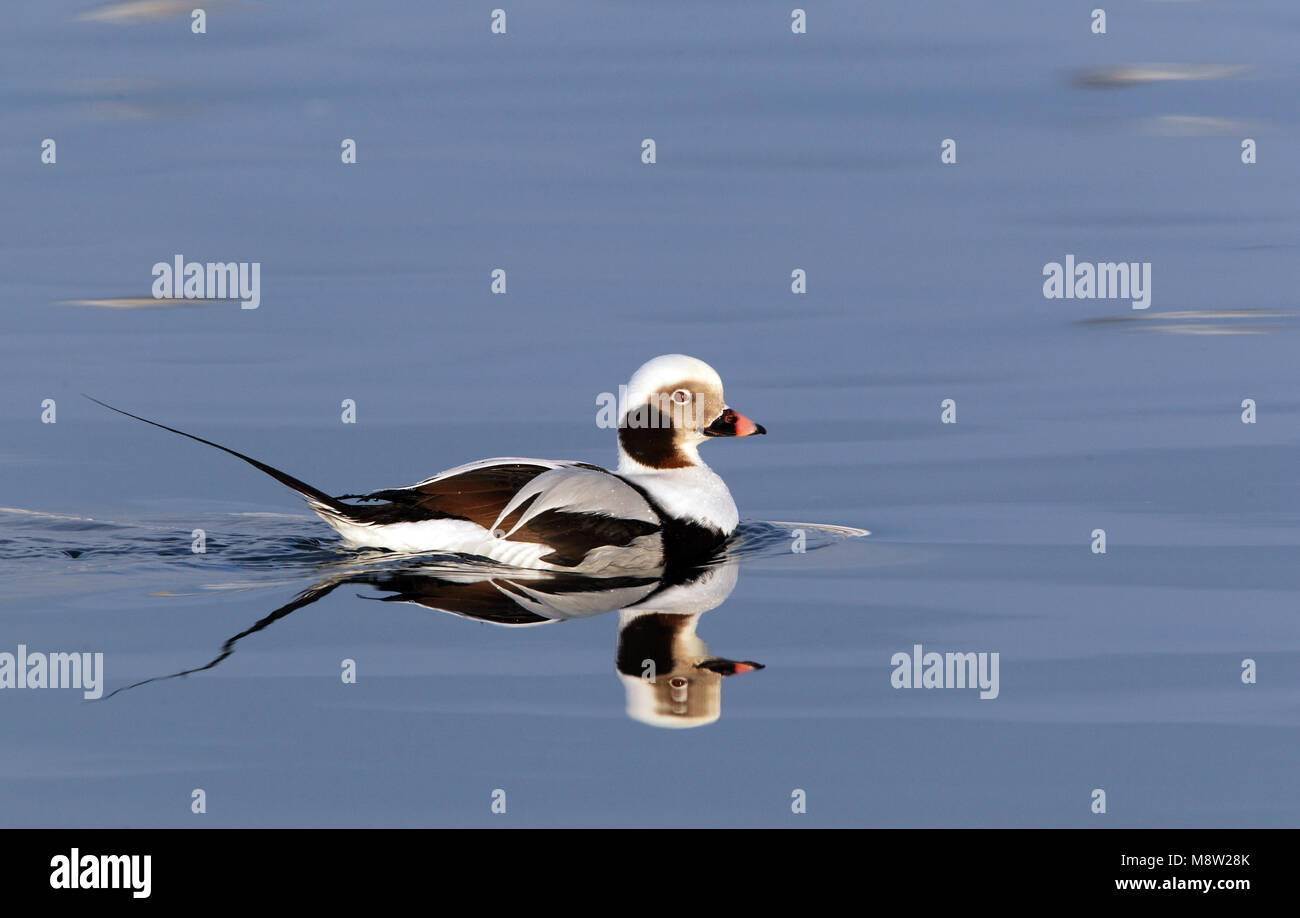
[670,389,692,405]
[669,677,688,688]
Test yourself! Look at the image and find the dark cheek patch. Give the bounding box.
[618,424,692,469]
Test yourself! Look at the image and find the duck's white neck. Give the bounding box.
[617,451,740,535]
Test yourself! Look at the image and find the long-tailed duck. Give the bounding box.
[88,354,765,574]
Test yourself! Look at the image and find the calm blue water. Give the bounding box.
[2,0,1298,827]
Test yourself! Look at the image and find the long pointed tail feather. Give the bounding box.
[84,395,355,519]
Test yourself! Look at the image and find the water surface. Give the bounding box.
[2,0,1298,827]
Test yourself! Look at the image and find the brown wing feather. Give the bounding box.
[516,510,658,566]
[337,463,552,528]
[337,462,663,565]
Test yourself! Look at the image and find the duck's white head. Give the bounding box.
[616,354,765,473]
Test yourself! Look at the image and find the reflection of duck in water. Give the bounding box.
[614,562,762,728]
[106,552,762,728]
